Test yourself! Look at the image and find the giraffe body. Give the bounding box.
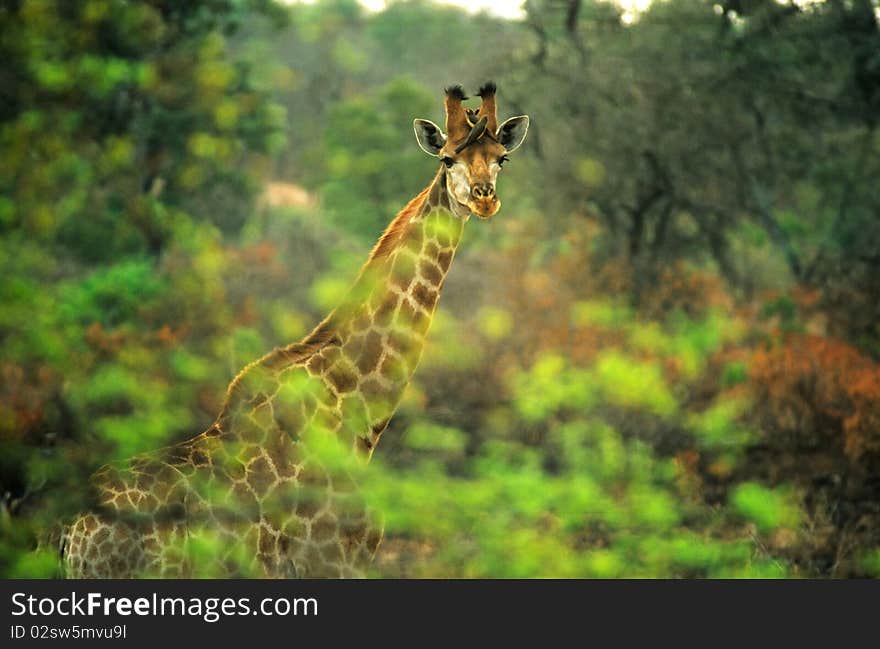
[62,85,528,578]
[64,178,464,578]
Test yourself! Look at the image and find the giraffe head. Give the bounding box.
[413,83,529,219]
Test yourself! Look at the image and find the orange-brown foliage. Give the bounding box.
[751,335,880,462]
[640,263,733,319]
[0,364,55,443]
[84,322,125,355]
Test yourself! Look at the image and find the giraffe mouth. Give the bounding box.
[469,197,501,219]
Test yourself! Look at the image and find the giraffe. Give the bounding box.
[61,83,529,578]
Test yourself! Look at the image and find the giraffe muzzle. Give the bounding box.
[468,184,501,219]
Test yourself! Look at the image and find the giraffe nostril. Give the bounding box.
[472,183,494,199]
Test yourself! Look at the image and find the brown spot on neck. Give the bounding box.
[437,250,453,272]
[411,282,438,311]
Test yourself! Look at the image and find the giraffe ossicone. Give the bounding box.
[62,83,529,578]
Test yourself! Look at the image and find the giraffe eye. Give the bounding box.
[441,156,455,169]
[498,155,510,168]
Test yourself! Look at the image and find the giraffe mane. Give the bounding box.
[220,323,341,413]
[367,183,433,262]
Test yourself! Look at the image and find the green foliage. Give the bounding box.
[59,260,165,327]
[319,78,437,239]
[404,422,467,454]
[572,299,634,328]
[731,483,802,533]
[363,304,801,577]
[511,349,677,421]
[594,352,677,417]
[687,398,754,450]
[858,548,880,577]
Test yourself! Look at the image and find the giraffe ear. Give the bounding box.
[497,115,530,153]
[413,119,446,156]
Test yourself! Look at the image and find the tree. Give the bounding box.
[0,0,289,576]
[511,0,879,348]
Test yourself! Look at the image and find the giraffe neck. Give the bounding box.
[241,168,467,457]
